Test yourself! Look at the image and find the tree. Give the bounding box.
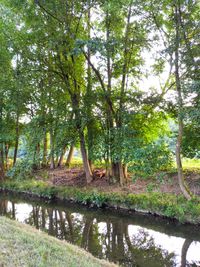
[77,0,150,184]
[144,0,199,199]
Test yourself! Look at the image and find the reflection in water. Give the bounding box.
[181,239,192,267]
[0,197,200,267]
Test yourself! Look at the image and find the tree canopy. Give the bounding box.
[0,0,199,197]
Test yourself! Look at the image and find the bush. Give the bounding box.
[6,158,34,180]
[128,141,173,178]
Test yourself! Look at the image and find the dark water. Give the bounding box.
[0,193,200,267]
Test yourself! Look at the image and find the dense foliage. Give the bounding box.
[0,0,199,195]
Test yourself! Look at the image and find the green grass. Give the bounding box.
[162,158,200,175]
[182,158,200,172]
[0,216,117,267]
[1,179,200,224]
[170,158,200,172]
[69,158,83,168]
[65,158,200,176]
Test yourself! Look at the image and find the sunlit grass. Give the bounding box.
[70,157,200,173]
[70,157,83,168]
[182,158,200,171]
[170,158,200,173]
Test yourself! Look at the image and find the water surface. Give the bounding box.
[0,193,199,267]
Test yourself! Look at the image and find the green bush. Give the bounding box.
[129,141,173,178]
[6,159,34,180]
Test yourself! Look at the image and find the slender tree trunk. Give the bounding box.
[181,239,192,267]
[41,208,46,229]
[65,211,74,243]
[174,4,192,200]
[65,145,74,167]
[58,210,66,240]
[13,113,19,166]
[33,206,39,229]
[37,143,40,168]
[105,158,110,178]
[57,145,67,167]
[119,162,125,186]
[72,95,92,183]
[80,131,93,183]
[42,131,48,167]
[81,216,94,249]
[47,208,54,235]
[0,101,3,179]
[55,210,58,236]
[5,143,9,170]
[86,0,94,170]
[123,164,128,181]
[12,202,15,219]
[105,10,126,186]
[50,128,55,170]
[61,45,93,182]
[0,143,4,179]
[112,4,132,187]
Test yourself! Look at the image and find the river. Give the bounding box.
[0,193,199,266]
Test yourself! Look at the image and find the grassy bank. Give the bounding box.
[0,216,116,267]
[1,179,200,224]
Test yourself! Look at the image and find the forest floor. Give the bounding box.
[34,166,200,196]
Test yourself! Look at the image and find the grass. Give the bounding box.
[2,158,200,225]
[1,179,200,224]
[182,158,200,172]
[69,158,107,169]
[69,158,200,176]
[0,216,117,267]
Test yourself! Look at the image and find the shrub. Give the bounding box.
[129,141,173,179]
[6,158,34,180]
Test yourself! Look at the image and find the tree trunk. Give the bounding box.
[0,143,4,179]
[57,145,67,167]
[65,145,74,167]
[41,208,46,229]
[111,161,125,186]
[47,208,54,235]
[181,239,192,267]
[174,4,192,200]
[42,131,48,167]
[123,164,128,181]
[65,211,74,243]
[72,94,92,183]
[12,202,15,219]
[81,216,94,249]
[5,143,9,170]
[175,122,192,199]
[80,131,93,183]
[86,0,94,170]
[13,114,19,166]
[36,143,40,169]
[50,128,55,170]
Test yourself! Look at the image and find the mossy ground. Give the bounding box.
[0,216,117,267]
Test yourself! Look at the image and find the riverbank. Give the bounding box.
[0,216,116,267]
[1,179,200,224]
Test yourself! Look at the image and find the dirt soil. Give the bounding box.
[35,167,200,195]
